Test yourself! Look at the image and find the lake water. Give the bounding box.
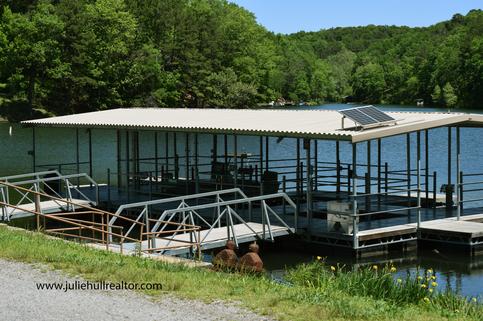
[1,103,482,299]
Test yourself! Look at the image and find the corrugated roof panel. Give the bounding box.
[21,108,483,142]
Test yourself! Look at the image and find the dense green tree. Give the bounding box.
[0,2,67,120]
[0,2,481,121]
[351,63,386,103]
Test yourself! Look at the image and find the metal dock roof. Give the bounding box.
[21,108,483,143]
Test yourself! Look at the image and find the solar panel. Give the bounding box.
[339,109,377,126]
[360,106,395,122]
[338,105,396,129]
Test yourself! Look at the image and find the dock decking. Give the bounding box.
[6,199,93,219]
[123,222,293,256]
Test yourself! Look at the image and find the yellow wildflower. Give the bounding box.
[423,297,430,303]
[330,266,336,272]
[472,298,477,303]
[390,266,397,273]
[316,256,322,261]
[427,268,433,274]
[397,278,402,284]
[431,282,438,287]
[421,284,427,289]
[431,275,436,280]
[417,276,423,281]
[429,288,433,293]
[372,265,378,271]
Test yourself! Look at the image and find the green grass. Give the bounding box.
[0,225,481,321]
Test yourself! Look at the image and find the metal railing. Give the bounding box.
[149,192,296,254]
[0,181,201,256]
[0,171,99,221]
[109,188,297,255]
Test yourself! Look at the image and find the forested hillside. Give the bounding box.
[0,0,481,121]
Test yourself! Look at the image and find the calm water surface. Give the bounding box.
[1,103,482,299]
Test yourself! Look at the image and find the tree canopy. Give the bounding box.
[0,1,481,121]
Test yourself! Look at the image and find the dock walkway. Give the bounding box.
[123,222,293,256]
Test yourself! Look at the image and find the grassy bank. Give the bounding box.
[0,225,480,321]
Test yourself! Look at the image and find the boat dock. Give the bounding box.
[2,106,482,258]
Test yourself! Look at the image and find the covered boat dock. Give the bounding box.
[19,107,483,256]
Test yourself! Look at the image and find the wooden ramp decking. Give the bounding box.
[123,222,293,256]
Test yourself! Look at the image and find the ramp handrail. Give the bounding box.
[0,180,202,255]
[108,188,249,241]
[146,192,297,254]
[0,171,99,221]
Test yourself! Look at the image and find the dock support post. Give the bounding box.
[76,128,80,187]
[224,134,228,169]
[212,134,217,162]
[234,134,238,190]
[185,133,190,194]
[295,138,301,222]
[259,136,263,195]
[406,133,411,206]
[336,140,340,194]
[305,139,312,234]
[31,127,36,172]
[195,133,199,195]
[417,131,421,228]
[425,130,429,206]
[314,140,318,191]
[154,132,159,183]
[125,131,130,201]
[165,132,169,178]
[377,139,381,193]
[116,130,121,188]
[456,127,461,220]
[88,129,93,184]
[352,143,359,250]
[366,140,371,212]
[174,133,179,180]
[265,136,269,172]
[447,127,452,209]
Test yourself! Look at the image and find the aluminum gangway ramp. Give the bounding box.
[0,171,100,221]
[109,189,297,256]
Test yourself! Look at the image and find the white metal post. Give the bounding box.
[417,131,421,228]
[456,127,461,220]
[352,143,358,249]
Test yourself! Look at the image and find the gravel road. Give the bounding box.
[0,259,272,321]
